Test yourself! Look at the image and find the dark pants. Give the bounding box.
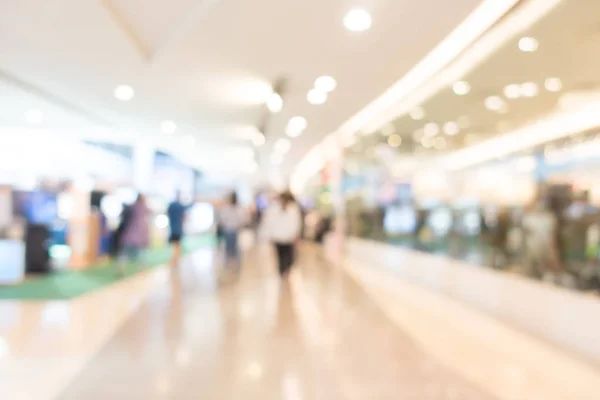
[275,243,295,276]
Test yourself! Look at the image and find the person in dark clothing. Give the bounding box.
[489,208,511,268]
[167,193,187,267]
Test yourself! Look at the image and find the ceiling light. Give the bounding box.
[114,85,135,101]
[443,121,460,136]
[24,110,43,125]
[520,82,538,97]
[267,93,283,113]
[285,116,308,137]
[434,137,447,149]
[453,81,471,95]
[307,88,327,105]
[315,76,337,92]
[274,138,291,153]
[343,9,372,32]
[484,96,506,112]
[518,37,538,52]
[503,84,521,99]
[161,120,177,134]
[422,136,435,148]
[409,107,425,120]
[252,131,265,146]
[424,122,440,137]
[381,123,395,136]
[388,134,402,148]
[545,77,562,92]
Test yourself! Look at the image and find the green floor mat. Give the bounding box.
[0,234,215,301]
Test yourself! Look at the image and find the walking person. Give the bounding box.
[167,192,187,267]
[264,191,302,278]
[218,192,247,272]
[117,194,150,275]
[489,208,511,269]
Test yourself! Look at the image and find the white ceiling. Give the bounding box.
[0,0,484,179]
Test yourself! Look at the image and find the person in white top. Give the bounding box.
[218,192,247,270]
[263,191,302,277]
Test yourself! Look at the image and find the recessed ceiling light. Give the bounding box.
[422,136,435,148]
[344,9,372,32]
[285,116,308,137]
[518,37,538,52]
[453,81,471,95]
[443,121,460,136]
[307,88,327,105]
[387,134,402,148]
[381,123,395,136]
[266,92,283,113]
[503,84,521,99]
[114,85,135,101]
[484,96,506,112]
[315,76,337,92]
[161,120,177,134]
[24,109,43,125]
[434,136,447,149]
[424,122,440,137]
[409,107,425,120]
[545,77,562,92]
[274,138,291,153]
[520,82,538,97]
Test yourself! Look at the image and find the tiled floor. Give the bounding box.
[1,244,599,399]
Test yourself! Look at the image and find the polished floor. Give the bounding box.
[1,245,599,399]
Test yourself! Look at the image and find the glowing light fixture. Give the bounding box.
[307,88,327,105]
[388,134,402,148]
[315,76,337,92]
[285,116,308,137]
[503,84,521,99]
[453,81,471,95]
[545,77,562,92]
[409,107,425,120]
[161,120,177,134]
[518,37,538,52]
[443,121,460,136]
[114,85,135,101]
[422,136,435,148]
[344,9,372,32]
[267,92,283,113]
[424,122,440,137]
[520,82,539,97]
[24,109,43,125]
[484,96,506,111]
